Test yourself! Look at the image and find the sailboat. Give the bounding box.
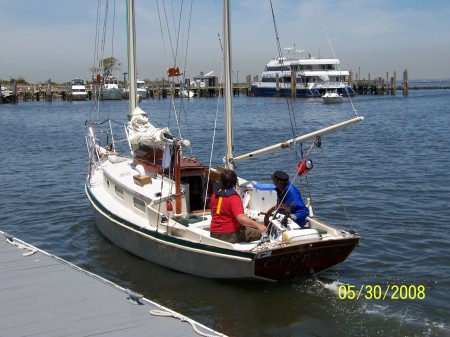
[85,0,364,281]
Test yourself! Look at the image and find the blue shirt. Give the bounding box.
[277,182,309,227]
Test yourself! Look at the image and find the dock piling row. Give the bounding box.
[2,69,447,104]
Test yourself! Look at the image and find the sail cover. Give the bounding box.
[127,106,173,148]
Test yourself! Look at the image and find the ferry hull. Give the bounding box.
[251,85,355,98]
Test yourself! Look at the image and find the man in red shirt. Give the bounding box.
[210,169,266,243]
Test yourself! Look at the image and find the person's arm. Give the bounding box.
[236,214,266,233]
[289,189,309,223]
[291,204,309,221]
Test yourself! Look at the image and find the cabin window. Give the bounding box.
[133,197,146,212]
[115,186,124,199]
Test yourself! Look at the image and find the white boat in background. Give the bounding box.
[1,85,14,103]
[251,48,355,97]
[181,89,194,98]
[68,78,88,101]
[322,90,343,104]
[100,75,122,100]
[137,79,148,99]
[85,0,363,281]
[123,79,147,99]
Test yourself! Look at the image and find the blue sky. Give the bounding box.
[1,0,450,83]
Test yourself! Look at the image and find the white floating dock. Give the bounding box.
[0,231,225,337]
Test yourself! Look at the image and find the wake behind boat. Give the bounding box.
[251,48,355,97]
[85,0,363,281]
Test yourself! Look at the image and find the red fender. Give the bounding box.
[296,159,313,176]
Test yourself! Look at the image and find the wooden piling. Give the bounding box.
[290,70,296,98]
[276,73,280,97]
[392,71,397,95]
[403,69,409,96]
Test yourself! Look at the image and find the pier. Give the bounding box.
[3,69,448,104]
[0,231,224,337]
[351,69,410,96]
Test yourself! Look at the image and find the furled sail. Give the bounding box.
[127,106,173,149]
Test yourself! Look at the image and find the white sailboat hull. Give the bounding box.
[92,209,256,279]
[85,157,360,281]
[86,178,258,280]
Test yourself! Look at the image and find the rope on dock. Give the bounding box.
[4,233,37,256]
[149,309,222,337]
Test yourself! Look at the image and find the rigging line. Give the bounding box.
[200,0,226,214]
[173,0,185,68]
[312,0,358,116]
[100,0,109,62]
[180,102,194,158]
[207,0,223,53]
[92,0,103,122]
[269,0,300,152]
[202,79,222,216]
[170,97,183,140]
[319,145,353,230]
[162,0,176,63]
[111,0,116,58]
[181,0,193,79]
[269,0,283,59]
[156,0,170,70]
[157,1,179,140]
[177,0,194,157]
[93,0,101,74]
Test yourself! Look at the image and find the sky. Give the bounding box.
[1,0,450,84]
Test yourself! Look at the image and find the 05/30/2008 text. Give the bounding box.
[338,284,426,300]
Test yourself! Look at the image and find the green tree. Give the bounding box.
[16,76,29,85]
[90,57,121,76]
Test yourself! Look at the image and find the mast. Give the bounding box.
[127,0,137,118]
[223,0,234,170]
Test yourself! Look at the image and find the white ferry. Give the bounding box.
[251,48,355,97]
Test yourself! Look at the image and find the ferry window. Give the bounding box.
[133,197,146,212]
[106,180,110,187]
[115,186,124,199]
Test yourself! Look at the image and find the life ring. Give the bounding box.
[264,204,291,226]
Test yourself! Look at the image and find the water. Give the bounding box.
[1,89,449,337]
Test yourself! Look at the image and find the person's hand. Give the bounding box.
[290,214,297,221]
[257,223,266,233]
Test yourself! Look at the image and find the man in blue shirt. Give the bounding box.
[271,170,309,227]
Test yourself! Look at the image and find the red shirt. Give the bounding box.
[210,193,244,233]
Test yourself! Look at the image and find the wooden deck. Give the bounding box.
[0,230,225,337]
